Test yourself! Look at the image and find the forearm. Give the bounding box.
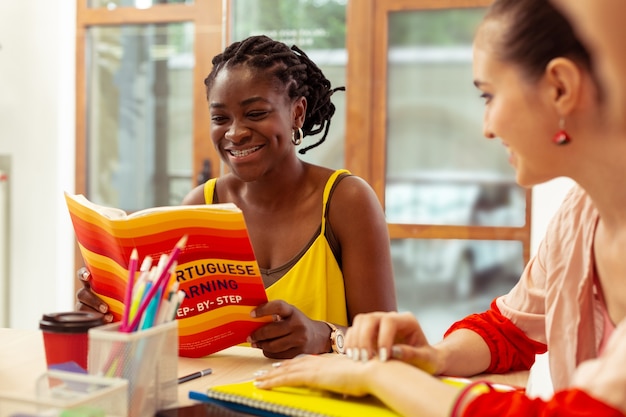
[434,329,491,376]
[442,301,545,374]
[364,360,459,417]
[364,360,624,417]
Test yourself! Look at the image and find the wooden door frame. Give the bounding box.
[345,0,532,264]
[75,0,223,197]
[74,0,225,290]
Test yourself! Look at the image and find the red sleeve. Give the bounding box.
[464,389,624,417]
[444,299,547,373]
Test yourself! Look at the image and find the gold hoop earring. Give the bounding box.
[291,127,303,146]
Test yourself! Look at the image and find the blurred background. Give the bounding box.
[0,0,573,338]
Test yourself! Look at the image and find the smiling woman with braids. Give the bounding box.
[77,35,397,359]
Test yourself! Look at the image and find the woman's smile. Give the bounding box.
[226,145,263,159]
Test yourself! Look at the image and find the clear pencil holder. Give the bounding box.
[88,320,178,417]
[0,370,128,417]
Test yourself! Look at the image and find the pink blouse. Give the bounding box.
[495,185,604,390]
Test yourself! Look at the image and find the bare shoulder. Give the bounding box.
[332,174,380,207]
[327,172,391,270]
[181,183,206,205]
[328,173,385,227]
[305,165,373,196]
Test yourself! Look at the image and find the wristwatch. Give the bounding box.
[323,322,345,354]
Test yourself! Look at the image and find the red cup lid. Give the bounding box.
[39,311,105,333]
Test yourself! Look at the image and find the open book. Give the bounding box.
[189,380,401,417]
[64,192,271,358]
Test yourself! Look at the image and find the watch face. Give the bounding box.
[335,332,345,354]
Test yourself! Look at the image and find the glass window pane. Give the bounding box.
[85,23,194,211]
[87,0,192,8]
[230,0,347,170]
[386,174,527,226]
[385,9,526,227]
[392,238,524,342]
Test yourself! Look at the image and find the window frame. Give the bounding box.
[344,0,532,264]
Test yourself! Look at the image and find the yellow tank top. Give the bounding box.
[203,170,349,326]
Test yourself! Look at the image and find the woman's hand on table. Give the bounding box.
[248,300,334,359]
[254,353,459,417]
[254,354,373,397]
[345,311,442,374]
[75,267,114,323]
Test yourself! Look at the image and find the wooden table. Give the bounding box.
[177,343,277,404]
[0,328,528,414]
[0,328,276,408]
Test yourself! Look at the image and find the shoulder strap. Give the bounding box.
[203,178,218,204]
[321,169,351,234]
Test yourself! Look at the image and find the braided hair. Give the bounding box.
[204,35,345,154]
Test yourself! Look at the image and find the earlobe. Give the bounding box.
[292,96,307,127]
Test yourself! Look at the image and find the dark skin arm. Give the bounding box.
[238,176,397,358]
[328,175,397,320]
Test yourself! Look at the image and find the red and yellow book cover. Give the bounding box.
[64,192,271,358]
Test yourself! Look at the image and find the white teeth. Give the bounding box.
[229,146,261,157]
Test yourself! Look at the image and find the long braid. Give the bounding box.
[204,35,344,154]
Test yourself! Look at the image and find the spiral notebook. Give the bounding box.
[188,380,401,417]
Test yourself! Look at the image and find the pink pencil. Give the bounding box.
[120,248,138,330]
[126,235,188,332]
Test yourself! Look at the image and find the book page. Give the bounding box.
[65,193,129,219]
[127,203,241,219]
[66,192,241,219]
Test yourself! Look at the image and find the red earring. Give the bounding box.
[552,118,571,145]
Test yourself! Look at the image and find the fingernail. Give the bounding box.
[346,348,353,359]
[99,305,108,314]
[272,362,282,368]
[253,370,268,377]
[253,381,266,388]
[250,310,257,318]
[391,345,403,359]
[379,347,388,362]
[247,336,258,348]
[352,348,360,362]
[360,348,369,363]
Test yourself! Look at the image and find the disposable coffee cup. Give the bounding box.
[39,311,105,371]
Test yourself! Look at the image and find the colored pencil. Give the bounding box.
[120,249,138,330]
[126,235,188,332]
